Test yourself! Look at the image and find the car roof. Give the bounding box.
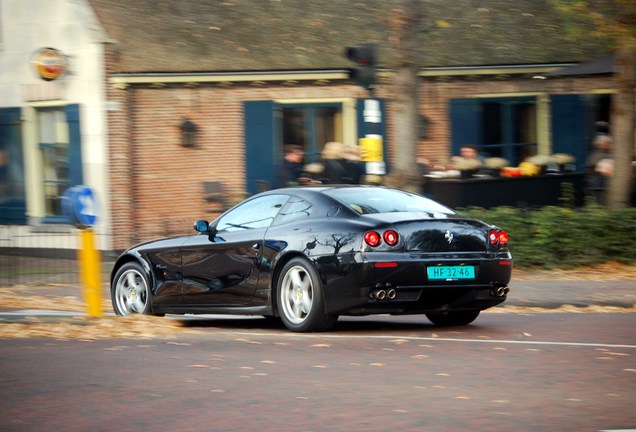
[262,184,388,196]
[258,185,389,204]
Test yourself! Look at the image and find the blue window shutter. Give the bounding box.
[0,108,27,224]
[244,101,275,195]
[449,98,481,156]
[550,95,590,171]
[65,104,83,186]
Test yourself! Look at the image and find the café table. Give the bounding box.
[422,172,585,209]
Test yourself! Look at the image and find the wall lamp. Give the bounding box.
[419,115,430,139]
[179,118,198,147]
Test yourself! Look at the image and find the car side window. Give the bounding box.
[274,198,313,225]
[216,194,289,232]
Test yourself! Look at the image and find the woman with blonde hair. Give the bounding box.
[342,142,363,184]
[320,141,347,184]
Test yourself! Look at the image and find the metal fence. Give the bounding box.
[0,225,113,287]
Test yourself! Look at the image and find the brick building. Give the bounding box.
[0,0,619,255]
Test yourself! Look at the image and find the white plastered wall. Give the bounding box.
[0,0,112,250]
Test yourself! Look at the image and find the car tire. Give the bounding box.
[425,310,480,326]
[111,262,153,316]
[277,257,337,332]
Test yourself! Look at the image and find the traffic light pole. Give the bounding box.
[361,98,385,176]
[345,43,385,177]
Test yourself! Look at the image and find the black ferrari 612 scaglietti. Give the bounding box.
[110,186,512,332]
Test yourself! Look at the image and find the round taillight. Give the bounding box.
[364,231,381,247]
[383,230,399,246]
[498,231,509,245]
[489,230,499,245]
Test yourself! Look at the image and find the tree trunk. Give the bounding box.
[608,46,636,209]
[385,0,422,193]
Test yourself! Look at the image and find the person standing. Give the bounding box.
[451,144,485,164]
[450,144,484,178]
[275,145,309,188]
[320,141,347,184]
[585,134,613,203]
[586,135,613,176]
[341,143,364,184]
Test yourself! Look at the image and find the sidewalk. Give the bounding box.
[507,278,636,309]
[1,267,635,322]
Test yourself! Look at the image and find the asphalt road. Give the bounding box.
[1,272,635,324]
[1,313,635,432]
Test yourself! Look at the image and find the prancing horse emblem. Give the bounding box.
[444,230,454,244]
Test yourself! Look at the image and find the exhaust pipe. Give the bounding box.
[369,288,397,300]
[369,289,387,300]
[490,286,510,297]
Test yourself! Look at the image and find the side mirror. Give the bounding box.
[193,220,209,234]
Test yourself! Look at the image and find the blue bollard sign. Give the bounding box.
[62,185,99,229]
[62,185,103,316]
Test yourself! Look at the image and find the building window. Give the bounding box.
[0,108,26,224]
[38,109,70,217]
[244,100,353,195]
[482,100,537,164]
[450,97,537,166]
[281,104,342,162]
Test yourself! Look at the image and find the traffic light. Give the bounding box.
[345,44,377,90]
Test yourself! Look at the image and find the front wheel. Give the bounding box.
[111,262,152,316]
[425,310,480,326]
[277,257,337,332]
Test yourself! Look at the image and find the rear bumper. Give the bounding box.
[317,251,512,316]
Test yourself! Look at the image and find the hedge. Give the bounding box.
[459,204,636,269]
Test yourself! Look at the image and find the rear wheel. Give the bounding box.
[112,262,152,316]
[277,257,337,332]
[425,310,480,326]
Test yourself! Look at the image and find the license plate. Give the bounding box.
[427,265,475,280]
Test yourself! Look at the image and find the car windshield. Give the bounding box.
[324,187,455,215]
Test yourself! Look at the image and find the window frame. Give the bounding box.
[216,194,290,233]
[278,102,343,163]
[450,96,538,166]
[36,104,83,224]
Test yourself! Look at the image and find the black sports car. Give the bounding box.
[111,186,512,332]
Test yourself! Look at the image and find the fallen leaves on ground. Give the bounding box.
[0,287,96,311]
[488,304,636,314]
[513,262,636,281]
[0,315,200,340]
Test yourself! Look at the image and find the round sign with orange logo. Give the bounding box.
[32,48,67,81]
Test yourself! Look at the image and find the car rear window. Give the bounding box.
[325,187,455,215]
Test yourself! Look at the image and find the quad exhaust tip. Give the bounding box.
[491,286,510,297]
[369,289,397,300]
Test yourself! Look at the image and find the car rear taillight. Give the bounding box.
[489,230,498,244]
[498,231,509,246]
[383,230,399,246]
[364,231,381,247]
[489,229,509,246]
[364,230,400,248]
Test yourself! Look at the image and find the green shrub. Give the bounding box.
[459,205,636,269]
